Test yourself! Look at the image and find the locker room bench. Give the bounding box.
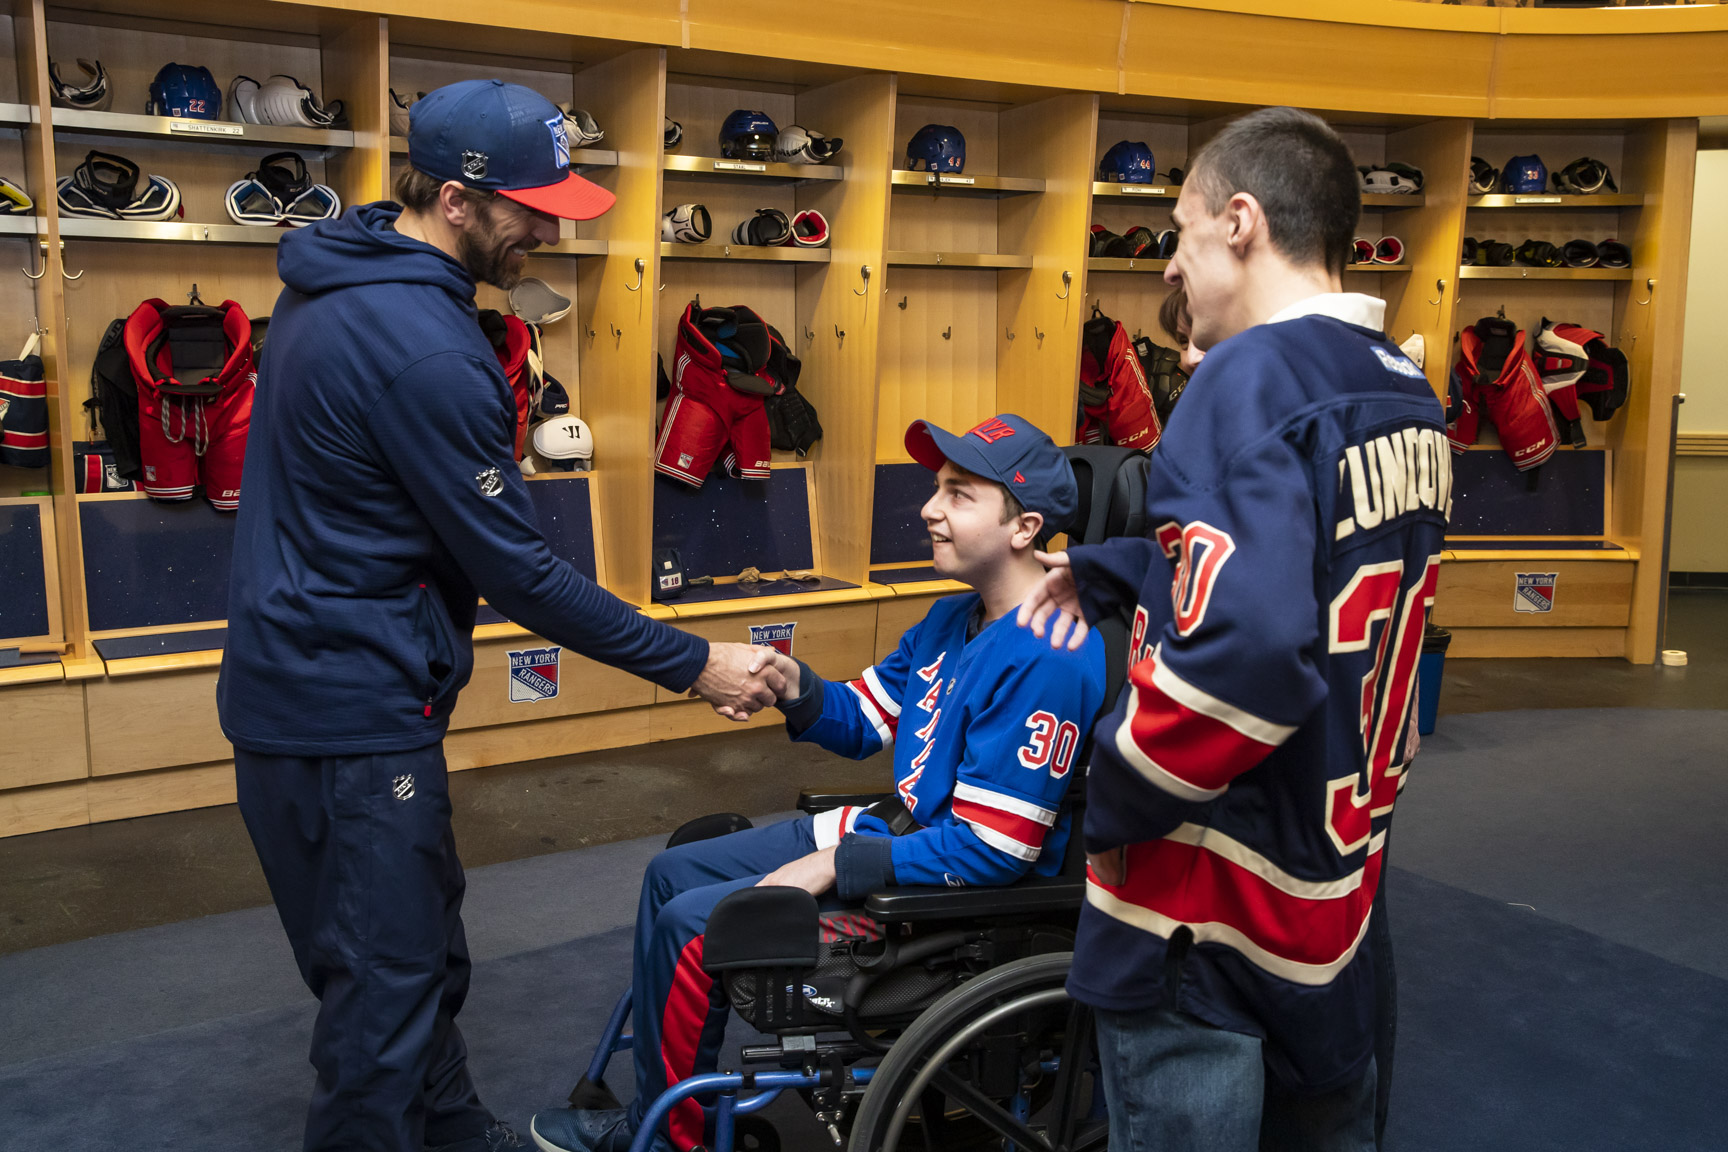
[1435,447,1639,657]
[0,497,96,835]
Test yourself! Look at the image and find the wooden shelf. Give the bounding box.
[58,218,286,245]
[0,102,30,128]
[1467,193,1643,210]
[1091,181,1178,200]
[1088,256,1169,273]
[1344,264,1412,273]
[1457,265,1633,280]
[886,250,1032,269]
[541,238,608,256]
[660,242,830,263]
[664,154,841,182]
[894,170,1043,195]
[0,215,40,236]
[52,109,354,152]
[1361,193,1426,209]
[390,137,618,168]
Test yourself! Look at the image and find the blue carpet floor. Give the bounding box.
[1,709,1724,1150]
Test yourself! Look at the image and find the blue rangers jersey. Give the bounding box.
[792,593,1106,889]
[1063,295,1449,1092]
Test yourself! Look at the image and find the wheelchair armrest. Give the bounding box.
[863,875,1086,923]
[796,790,891,815]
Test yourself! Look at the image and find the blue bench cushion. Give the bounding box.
[93,627,229,661]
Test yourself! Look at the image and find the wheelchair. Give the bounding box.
[565,446,1150,1152]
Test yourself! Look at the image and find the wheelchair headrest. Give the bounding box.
[1061,444,1150,546]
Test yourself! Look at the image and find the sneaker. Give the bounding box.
[430,1120,528,1152]
[529,1107,670,1152]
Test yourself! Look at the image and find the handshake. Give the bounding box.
[687,642,804,722]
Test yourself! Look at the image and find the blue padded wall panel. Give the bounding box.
[525,475,598,583]
[0,504,52,639]
[1448,450,1606,537]
[871,463,934,566]
[653,470,814,578]
[80,499,236,632]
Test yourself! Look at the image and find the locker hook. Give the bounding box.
[1426,278,1447,307]
[834,324,846,349]
[1636,278,1655,306]
[625,258,645,292]
[1057,270,1072,300]
[896,295,907,310]
[941,326,951,340]
[853,265,872,296]
[1006,328,1015,341]
[22,238,48,280]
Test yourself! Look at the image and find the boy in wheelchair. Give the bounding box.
[530,415,1107,1152]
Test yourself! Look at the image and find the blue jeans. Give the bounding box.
[1095,1007,1377,1152]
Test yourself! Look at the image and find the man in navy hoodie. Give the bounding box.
[219,80,784,1152]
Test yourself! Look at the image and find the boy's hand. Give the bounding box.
[1017,550,1090,651]
[1087,847,1127,886]
[757,846,837,896]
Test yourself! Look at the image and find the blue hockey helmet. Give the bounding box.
[1501,154,1547,195]
[1098,140,1155,183]
[906,124,966,174]
[719,109,779,161]
[147,63,221,120]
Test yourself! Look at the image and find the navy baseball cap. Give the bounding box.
[408,79,615,220]
[905,414,1079,532]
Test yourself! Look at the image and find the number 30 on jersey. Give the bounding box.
[1019,711,1080,778]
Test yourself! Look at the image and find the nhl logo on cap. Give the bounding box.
[1514,572,1557,614]
[462,149,488,180]
[508,645,561,702]
[748,622,797,656]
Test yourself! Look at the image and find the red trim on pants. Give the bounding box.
[659,933,713,1151]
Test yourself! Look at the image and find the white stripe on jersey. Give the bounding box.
[1150,644,1298,746]
[861,666,901,718]
[963,821,1041,862]
[846,683,895,747]
[952,781,1057,826]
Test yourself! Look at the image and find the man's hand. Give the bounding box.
[757,846,837,896]
[1087,847,1127,886]
[1016,550,1090,651]
[709,647,801,722]
[689,642,787,721]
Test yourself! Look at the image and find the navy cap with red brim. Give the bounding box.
[905,414,1079,532]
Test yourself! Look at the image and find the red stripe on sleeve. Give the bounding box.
[1121,662,1278,798]
[951,798,1049,853]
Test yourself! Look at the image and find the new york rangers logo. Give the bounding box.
[508,646,562,702]
[546,114,570,169]
[970,417,1017,444]
[1514,572,1557,614]
[748,622,797,656]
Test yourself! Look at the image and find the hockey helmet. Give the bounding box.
[389,88,417,137]
[1099,140,1155,184]
[147,63,221,120]
[906,124,966,174]
[1359,166,1421,195]
[775,124,843,165]
[719,110,779,161]
[1501,154,1547,195]
[662,202,711,244]
[533,415,593,471]
[250,75,343,128]
[49,57,110,111]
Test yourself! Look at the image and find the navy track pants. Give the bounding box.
[236,745,493,1152]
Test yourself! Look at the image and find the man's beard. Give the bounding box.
[457,199,530,290]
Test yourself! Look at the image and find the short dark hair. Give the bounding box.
[1160,288,1191,345]
[393,165,495,214]
[1185,107,1360,276]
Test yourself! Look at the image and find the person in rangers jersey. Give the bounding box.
[531,414,1107,1152]
[1020,107,1449,1151]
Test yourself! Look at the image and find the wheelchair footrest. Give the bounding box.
[568,1073,623,1111]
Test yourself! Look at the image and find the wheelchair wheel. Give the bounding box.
[847,952,1105,1152]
